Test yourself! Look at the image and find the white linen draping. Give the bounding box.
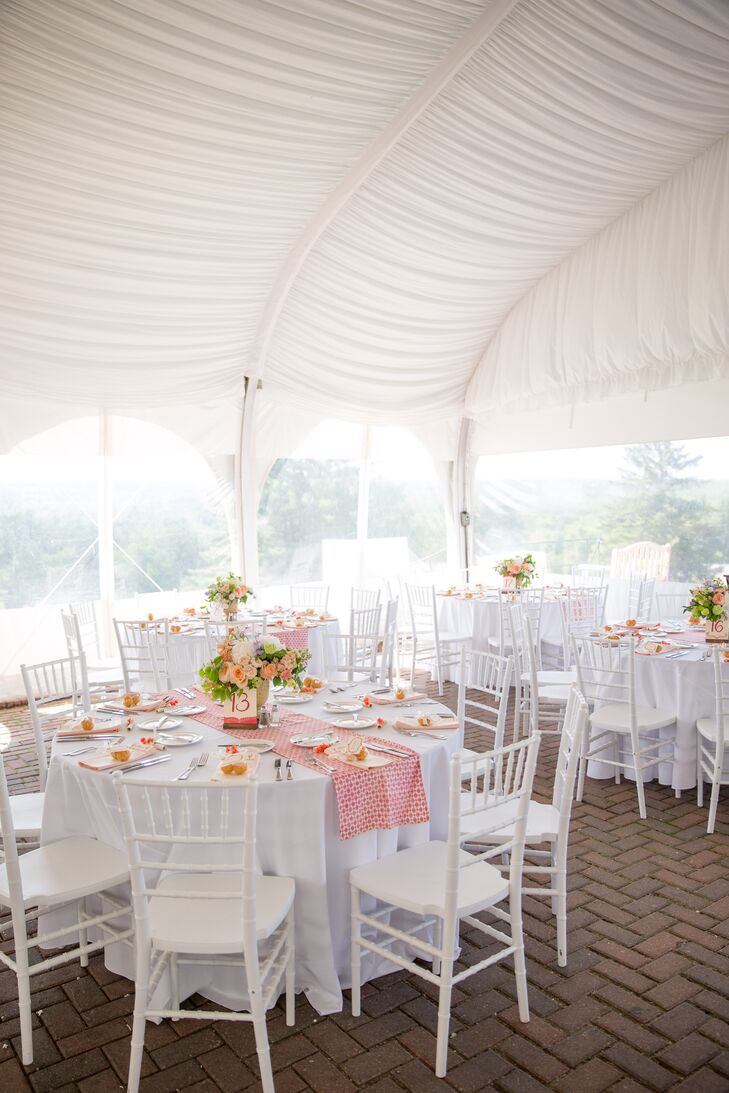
[0,1,728,433]
[467,134,729,421]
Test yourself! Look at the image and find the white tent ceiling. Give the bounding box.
[0,0,728,445]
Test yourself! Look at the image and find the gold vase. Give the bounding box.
[257,679,270,720]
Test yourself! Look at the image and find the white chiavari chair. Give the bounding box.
[0,748,132,1065]
[627,574,656,621]
[323,632,379,684]
[696,649,729,834]
[656,589,690,624]
[378,597,400,687]
[289,584,330,613]
[61,609,123,693]
[404,582,469,695]
[350,602,382,639]
[490,587,544,662]
[558,587,603,669]
[351,735,539,1078]
[572,634,676,818]
[351,587,381,615]
[114,619,172,692]
[68,599,124,673]
[461,688,588,966]
[113,774,295,1093]
[516,614,573,738]
[20,654,90,797]
[456,647,512,760]
[571,563,609,589]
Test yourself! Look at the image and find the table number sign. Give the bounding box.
[223,688,257,727]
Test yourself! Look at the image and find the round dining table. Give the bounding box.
[40,685,461,1015]
[164,614,340,689]
[437,590,565,673]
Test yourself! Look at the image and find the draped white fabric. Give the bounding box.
[467,134,729,420]
[0,0,727,436]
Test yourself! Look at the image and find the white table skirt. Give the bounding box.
[40,688,460,1015]
[165,619,339,690]
[585,648,713,792]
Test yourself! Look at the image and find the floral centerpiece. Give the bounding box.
[205,574,252,620]
[199,630,310,725]
[494,553,537,591]
[685,577,729,642]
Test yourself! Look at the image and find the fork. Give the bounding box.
[395,727,447,740]
[196,752,209,768]
[309,755,336,774]
[175,757,197,781]
[63,745,97,756]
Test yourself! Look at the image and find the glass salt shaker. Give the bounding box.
[270,703,281,728]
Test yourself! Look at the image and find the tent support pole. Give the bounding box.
[356,426,371,589]
[237,378,260,589]
[97,410,115,656]
[455,418,473,582]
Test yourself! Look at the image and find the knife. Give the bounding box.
[105,755,171,775]
[367,742,411,758]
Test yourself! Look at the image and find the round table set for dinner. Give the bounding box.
[40,681,461,1015]
[437,587,565,670]
[163,608,340,687]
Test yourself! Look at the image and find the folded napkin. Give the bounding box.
[57,717,124,738]
[394,715,459,731]
[368,691,427,705]
[78,743,157,772]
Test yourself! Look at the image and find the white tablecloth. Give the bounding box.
[165,619,339,689]
[40,687,460,1014]
[586,647,714,792]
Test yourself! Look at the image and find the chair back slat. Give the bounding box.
[351,588,381,614]
[20,653,90,789]
[456,647,512,752]
[324,633,379,682]
[113,619,171,691]
[289,584,330,612]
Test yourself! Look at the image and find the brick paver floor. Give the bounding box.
[1,685,729,1092]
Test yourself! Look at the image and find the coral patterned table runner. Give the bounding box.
[156,690,430,840]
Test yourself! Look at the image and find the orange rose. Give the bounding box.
[230,664,247,686]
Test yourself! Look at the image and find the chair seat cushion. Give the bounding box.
[0,836,129,909]
[461,797,559,844]
[591,703,676,733]
[149,872,295,953]
[351,841,508,917]
[9,792,44,837]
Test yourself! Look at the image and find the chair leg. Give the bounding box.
[251,992,275,1093]
[432,917,442,977]
[16,951,34,1066]
[127,945,150,1093]
[708,778,721,835]
[435,644,444,697]
[511,904,530,1023]
[351,885,361,1017]
[78,901,89,968]
[576,753,587,802]
[285,910,296,1027]
[169,953,180,1019]
[697,749,704,808]
[635,765,647,820]
[434,949,454,1078]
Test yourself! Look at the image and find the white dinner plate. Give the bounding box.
[290,732,339,747]
[138,717,182,730]
[277,693,313,704]
[155,731,203,746]
[323,701,362,713]
[217,738,275,753]
[334,717,377,730]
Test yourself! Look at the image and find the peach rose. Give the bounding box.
[261,662,276,680]
[713,592,725,604]
[229,664,247,686]
[218,662,232,684]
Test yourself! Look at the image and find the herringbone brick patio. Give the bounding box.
[1,685,729,1093]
